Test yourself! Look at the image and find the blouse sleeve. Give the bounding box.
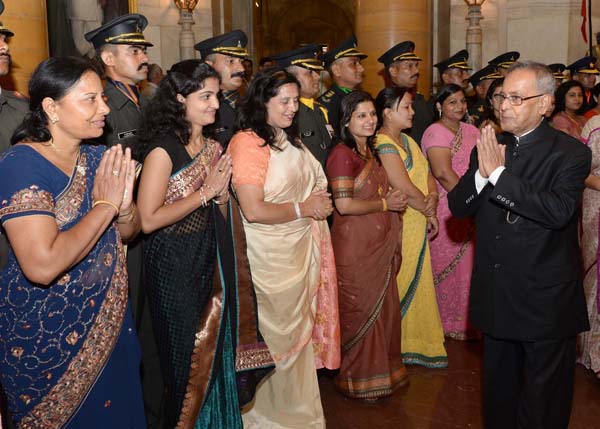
[421,124,452,152]
[227,132,270,187]
[0,148,56,224]
[326,145,357,200]
[374,133,400,155]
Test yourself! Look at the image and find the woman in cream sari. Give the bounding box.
[228,68,340,428]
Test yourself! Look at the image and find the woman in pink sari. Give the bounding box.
[421,84,478,339]
[551,80,587,142]
[576,116,600,377]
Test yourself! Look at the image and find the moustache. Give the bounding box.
[231,72,245,78]
[138,62,149,71]
[0,52,11,62]
[411,73,420,80]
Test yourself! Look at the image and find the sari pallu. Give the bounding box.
[143,139,273,429]
[327,144,405,399]
[0,145,144,428]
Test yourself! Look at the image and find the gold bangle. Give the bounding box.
[93,200,119,215]
[381,198,388,212]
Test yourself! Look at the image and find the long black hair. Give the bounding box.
[236,67,301,150]
[339,90,378,160]
[374,86,409,128]
[434,83,465,120]
[138,60,220,158]
[552,80,584,117]
[11,56,100,145]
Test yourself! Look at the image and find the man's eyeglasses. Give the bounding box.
[492,93,547,106]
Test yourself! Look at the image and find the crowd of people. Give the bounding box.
[0,4,599,429]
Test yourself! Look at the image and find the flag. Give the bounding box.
[582,0,588,43]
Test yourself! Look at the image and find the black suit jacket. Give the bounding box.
[448,120,591,341]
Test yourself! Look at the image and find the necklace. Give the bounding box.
[185,135,206,158]
[440,118,460,134]
[42,140,81,159]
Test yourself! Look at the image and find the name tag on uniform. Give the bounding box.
[301,131,314,137]
[215,126,229,134]
[326,124,335,138]
[118,129,137,140]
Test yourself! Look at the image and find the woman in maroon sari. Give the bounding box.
[326,90,408,401]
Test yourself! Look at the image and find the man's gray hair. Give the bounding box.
[506,60,556,95]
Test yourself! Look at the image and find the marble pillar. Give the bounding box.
[355,0,432,97]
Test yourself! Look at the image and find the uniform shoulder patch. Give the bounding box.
[320,90,335,102]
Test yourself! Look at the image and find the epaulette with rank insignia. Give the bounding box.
[321,90,335,102]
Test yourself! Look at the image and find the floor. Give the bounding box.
[319,339,600,429]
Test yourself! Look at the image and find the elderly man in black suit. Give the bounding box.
[448,61,591,429]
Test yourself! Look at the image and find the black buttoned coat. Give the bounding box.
[448,120,591,341]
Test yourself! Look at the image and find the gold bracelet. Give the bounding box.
[93,200,119,215]
[381,198,388,212]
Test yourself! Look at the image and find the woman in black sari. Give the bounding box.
[137,60,272,429]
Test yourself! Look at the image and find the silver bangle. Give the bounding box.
[293,202,302,219]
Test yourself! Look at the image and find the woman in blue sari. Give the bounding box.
[137,60,273,429]
[0,57,144,427]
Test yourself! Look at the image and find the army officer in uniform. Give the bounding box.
[378,40,433,145]
[195,30,249,149]
[273,44,334,168]
[85,13,152,160]
[318,35,367,136]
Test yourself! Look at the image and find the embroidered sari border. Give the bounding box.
[342,262,393,353]
[0,187,55,221]
[335,363,407,398]
[229,199,275,371]
[176,267,223,429]
[166,140,220,204]
[400,223,428,317]
[19,243,129,429]
[354,158,374,192]
[434,227,474,286]
[401,352,448,368]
